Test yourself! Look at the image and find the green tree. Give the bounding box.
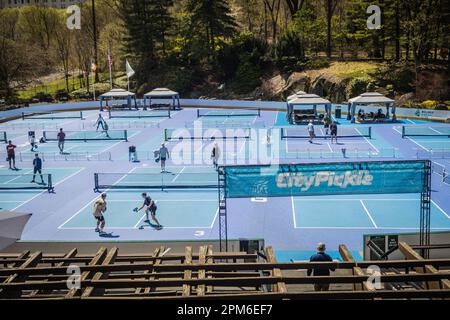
[185,0,237,59]
[120,0,173,84]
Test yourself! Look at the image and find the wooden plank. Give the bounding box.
[399,241,450,291]
[265,247,287,293]
[196,246,208,296]
[339,244,377,292]
[1,251,42,299]
[2,258,450,276]
[143,246,165,295]
[135,248,160,295]
[65,247,107,299]
[81,247,118,297]
[30,248,78,297]
[206,246,213,294]
[182,247,192,296]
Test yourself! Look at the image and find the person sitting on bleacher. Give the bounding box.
[358,109,365,120]
[307,243,335,292]
[376,108,385,119]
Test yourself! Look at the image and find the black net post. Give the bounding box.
[420,160,432,259]
[218,166,228,252]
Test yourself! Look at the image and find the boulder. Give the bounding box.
[397,92,415,107]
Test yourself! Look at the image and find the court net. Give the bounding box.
[165,128,252,141]
[43,130,128,141]
[94,172,218,191]
[402,126,450,138]
[22,111,84,120]
[281,126,372,139]
[0,132,6,143]
[197,108,261,118]
[0,174,53,191]
[108,110,171,119]
[432,162,449,185]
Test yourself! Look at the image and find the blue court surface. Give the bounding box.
[0,108,449,258]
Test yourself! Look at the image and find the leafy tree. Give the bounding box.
[185,0,237,59]
[120,0,173,83]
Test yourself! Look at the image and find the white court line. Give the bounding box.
[12,167,86,211]
[431,200,450,220]
[291,197,297,228]
[355,128,379,153]
[360,200,378,228]
[429,127,444,135]
[326,142,333,152]
[293,227,450,230]
[292,198,419,201]
[58,167,138,229]
[393,126,431,152]
[171,166,186,182]
[2,169,33,184]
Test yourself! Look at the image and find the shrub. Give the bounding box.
[217,32,268,81]
[421,100,439,109]
[346,78,369,99]
[371,62,415,93]
[231,55,262,94]
[304,57,330,70]
[275,30,306,72]
[434,104,448,111]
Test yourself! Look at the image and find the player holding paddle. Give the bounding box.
[134,192,162,230]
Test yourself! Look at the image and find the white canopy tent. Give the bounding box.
[99,88,137,111]
[287,93,332,124]
[143,88,180,110]
[287,91,307,102]
[348,92,396,123]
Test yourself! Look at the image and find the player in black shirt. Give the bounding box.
[135,192,162,229]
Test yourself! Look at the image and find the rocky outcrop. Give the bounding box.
[259,71,349,103]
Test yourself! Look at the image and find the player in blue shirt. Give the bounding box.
[31,154,45,184]
[135,192,162,229]
[307,243,335,291]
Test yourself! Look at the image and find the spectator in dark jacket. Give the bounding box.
[307,243,335,291]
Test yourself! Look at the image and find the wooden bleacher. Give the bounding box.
[0,244,449,300]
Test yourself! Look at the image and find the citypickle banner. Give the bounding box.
[224,161,428,198]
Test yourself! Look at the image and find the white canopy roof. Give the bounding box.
[348,92,395,104]
[287,91,307,101]
[144,88,179,97]
[100,88,135,98]
[288,94,331,105]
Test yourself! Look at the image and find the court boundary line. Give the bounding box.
[360,200,378,228]
[57,167,138,229]
[291,198,450,230]
[11,167,86,211]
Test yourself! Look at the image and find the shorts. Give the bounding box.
[160,157,166,162]
[7,154,15,161]
[331,131,337,136]
[94,215,105,222]
[146,205,157,214]
[34,168,42,174]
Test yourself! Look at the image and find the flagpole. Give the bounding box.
[108,46,113,89]
[92,72,96,101]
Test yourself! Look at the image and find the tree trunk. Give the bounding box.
[394,0,401,60]
[326,0,332,58]
[91,0,99,83]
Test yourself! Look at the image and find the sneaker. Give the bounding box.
[144,219,150,223]
[30,180,35,183]
[95,228,100,232]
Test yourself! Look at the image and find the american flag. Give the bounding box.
[107,50,113,68]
